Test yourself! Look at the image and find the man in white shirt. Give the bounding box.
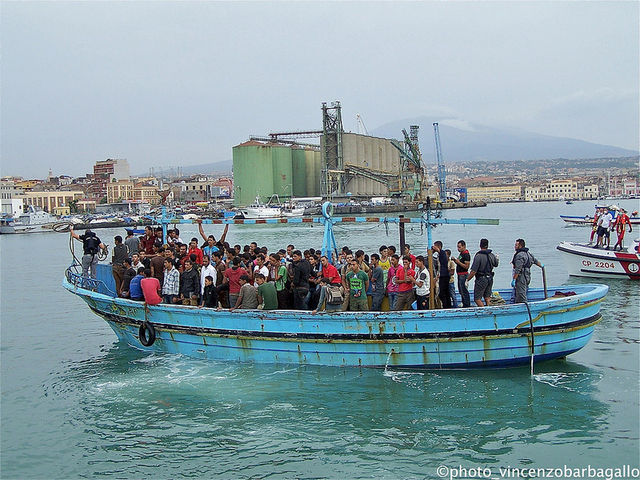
[131,253,144,272]
[253,254,270,286]
[200,255,217,296]
[596,210,614,249]
[413,255,431,310]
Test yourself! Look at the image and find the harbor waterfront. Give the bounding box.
[1,200,638,478]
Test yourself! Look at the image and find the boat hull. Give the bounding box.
[557,242,640,280]
[560,215,640,226]
[63,268,608,368]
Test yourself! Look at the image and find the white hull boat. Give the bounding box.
[0,206,64,234]
[557,241,640,280]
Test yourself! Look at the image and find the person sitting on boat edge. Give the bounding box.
[255,273,278,310]
[69,227,105,279]
[229,275,259,311]
[162,258,180,304]
[200,275,218,308]
[313,277,343,314]
[141,268,162,306]
[344,259,369,311]
[465,238,499,307]
[511,238,543,304]
[129,267,146,301]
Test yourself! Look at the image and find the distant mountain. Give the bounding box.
[143,159,233,177]
[145,119,637,176]
[369,117,638,163]
[180,159,233,175]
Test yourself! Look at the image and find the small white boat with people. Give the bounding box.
[560,204,640,226]
[557,239,640,280]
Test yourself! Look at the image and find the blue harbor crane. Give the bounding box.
[433,122,447,202]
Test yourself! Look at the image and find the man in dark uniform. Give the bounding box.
[70,227,105,278]
[466,238,499,307]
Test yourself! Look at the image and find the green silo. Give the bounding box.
[291,147,308,197]
[233,141,274,206]
[271,145,293,200]
[305,149,322,197]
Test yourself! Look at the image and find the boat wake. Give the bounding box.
[532,372,603,392]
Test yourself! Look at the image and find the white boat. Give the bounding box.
[560,204,640,226]
[0,206,64,234]
[556,240,640,280]
[237,196,282,219]
[281,203,305,217]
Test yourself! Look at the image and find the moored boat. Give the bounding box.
[557,240,640,280]
[237,196,282,219]
[0,205,65,234]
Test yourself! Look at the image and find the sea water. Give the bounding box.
[1,200,638,478]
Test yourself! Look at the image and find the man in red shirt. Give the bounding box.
[140,269,163,305]
[187,237,204,265]
[393,256,416,311]
[223,257,247,307]
[320,255,342,285]
[139,226,156,255]
[403,244,417,270]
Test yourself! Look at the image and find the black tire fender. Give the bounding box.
[139,321,156,347]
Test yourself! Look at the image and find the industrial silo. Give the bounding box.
[232,140,275,206]
[305,148,322,197]
[271,144,293,200]
[291,147,308,197]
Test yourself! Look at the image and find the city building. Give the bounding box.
[0,180,25,216]
[21,190,85,212]
[466,185,523,202]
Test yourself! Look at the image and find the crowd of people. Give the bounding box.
[71,222,545,311]
[589,207,635,251]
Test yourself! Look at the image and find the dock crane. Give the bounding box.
[433,122,447,202]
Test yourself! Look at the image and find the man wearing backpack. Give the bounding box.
[511,238,543,303]
[466,238,499,307]
[70,227,105,278]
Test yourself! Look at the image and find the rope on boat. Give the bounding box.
[524,301,535,375]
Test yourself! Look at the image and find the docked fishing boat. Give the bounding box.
[281,203,305,217]
[0,205,65,234]
[237,196,282,219]
[63,201,608,368]
[557,240,640,280]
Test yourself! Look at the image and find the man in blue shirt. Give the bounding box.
[128,267,145,300]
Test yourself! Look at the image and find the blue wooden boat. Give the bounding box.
[63,263,607,368]
[63,201,608,368]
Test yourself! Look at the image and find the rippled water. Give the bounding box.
[1,200,638,478]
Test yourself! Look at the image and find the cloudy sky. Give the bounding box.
[2,1,638,178]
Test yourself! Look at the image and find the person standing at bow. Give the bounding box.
[511,239,543,304]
